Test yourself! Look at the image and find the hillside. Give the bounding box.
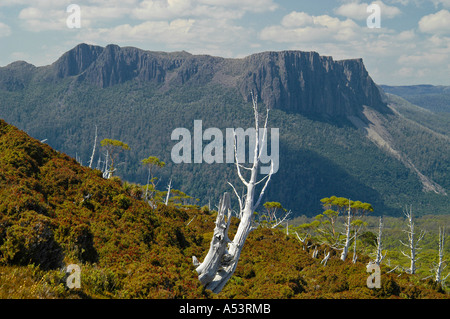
[0,119,448,300]
[0,44,448,217]
[381,85,450,113]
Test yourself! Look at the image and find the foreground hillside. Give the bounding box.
[0,119,447,299]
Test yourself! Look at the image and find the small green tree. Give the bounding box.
[100,139,130,178]
[314,196,373,260]
[315,209,341,246]
[141,156,166,203]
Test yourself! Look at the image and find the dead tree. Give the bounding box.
[341,200,352,261]
[373,216,386,265]
[88,125,98,169]
[321,250,331,266]
[400,206,425,274]
[165,178,172,205]
[193,92,274,293]
[433,227,448,284]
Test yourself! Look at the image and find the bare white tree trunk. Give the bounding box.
[400,206,425,274]
[270,210,292,229]
[193,92,274,293]
[165,178,172,205]
[352,235,358,263]
[89,125,98,169]
[312,246,319,258]
[103,150,112,179]
[321,250,331,266]
[193,192,233,292]
[374,216,386,265]
[340,200,352,261]
[434,227,448,283]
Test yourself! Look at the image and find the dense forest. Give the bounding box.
[0,119,448,299]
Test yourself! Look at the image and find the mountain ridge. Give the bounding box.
[1,43,387,118]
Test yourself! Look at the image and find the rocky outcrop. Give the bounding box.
[237,51,388,116]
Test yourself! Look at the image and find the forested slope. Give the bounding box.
[0,44,448,217]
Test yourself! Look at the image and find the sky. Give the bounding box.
[0,0,449,85]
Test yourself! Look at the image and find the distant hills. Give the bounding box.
[381,85,450,113]
[0,43,448,216]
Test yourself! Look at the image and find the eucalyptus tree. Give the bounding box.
[141,156,166,203]
[340,199,373,261]
[100,138,130,178]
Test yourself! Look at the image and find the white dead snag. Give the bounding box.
[295,231,307,244]
[194,92,274,293]
[352,237,358,264]
[89,125,98,169]
[400,206,425,274]
[271,210,292,229]
[193,192,233,293]
[165,178,172,205]
[312,246,319,258]
[434,227,449,284]
[340,200,352,261]
[295,231,308,250]
[373,216,386,266]
[321,250,331,266]
[102,150,112,179]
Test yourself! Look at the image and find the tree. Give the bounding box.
[193,92,275,293]
[294,219,320,245]
[259,201,291,229]
[315,209,340,246]
[400,206,425,274]
[432,227,448,284]
[100,138,130,178]
[88,125,98,169]
[340,199,373,261]
[141,156,166,204]
[372,216,386,266]
[315,196,373,261]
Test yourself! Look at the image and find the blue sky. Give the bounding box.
[0,0,449,85]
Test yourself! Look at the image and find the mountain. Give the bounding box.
[381,85,450,113]
[0,119,447,299]
[0,43,448,216]
[2,43,387,116]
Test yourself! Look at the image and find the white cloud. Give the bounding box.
[200,0,278,12]
[281,11,315,28]
[418,9,450,35]
[76,17,250,57]
[130,0,277,21]
[335,1,401,20]
[0,22,11,37]
[258,8,450,85]
[260,11,362,45]
[430,0,450,8]
[18,7,67,31]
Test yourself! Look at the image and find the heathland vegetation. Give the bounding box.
[0,119,448,299]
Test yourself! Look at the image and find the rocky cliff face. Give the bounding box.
[1,43,387,117]
[237,51,387,116]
